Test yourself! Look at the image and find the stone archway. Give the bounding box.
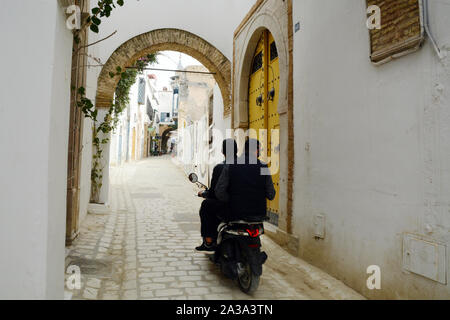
[95,28,231,116]
[233,15,290,128]
[161,126,176,153]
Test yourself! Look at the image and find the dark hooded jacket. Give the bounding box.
[214,153,275,221]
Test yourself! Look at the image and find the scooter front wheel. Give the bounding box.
[237,262,260,294]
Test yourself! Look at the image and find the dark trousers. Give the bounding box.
[199,198,228,239]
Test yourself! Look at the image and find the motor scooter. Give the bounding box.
[189,172,268,294]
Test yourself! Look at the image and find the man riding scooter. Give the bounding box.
[191,138,275,293]
[214,138,275,222]
[195,139,238,252]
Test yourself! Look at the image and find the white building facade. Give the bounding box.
[110,72,160,166]
[231,0,450,299]
[174,65,217,186]
[0,0,73,299]
[291,0,450,299]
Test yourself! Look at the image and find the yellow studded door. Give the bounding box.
[248,34,265,139]
[267,32,280,225]
[248,30,280,225]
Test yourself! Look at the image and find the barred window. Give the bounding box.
[270,41,278,61]
[251,51,263,74]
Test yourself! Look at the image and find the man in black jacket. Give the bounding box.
[195,139,238,252]
[214,138,276,222]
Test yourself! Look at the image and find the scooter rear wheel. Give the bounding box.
[237,262,260,294]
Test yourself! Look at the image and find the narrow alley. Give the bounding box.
[65,156,363,300]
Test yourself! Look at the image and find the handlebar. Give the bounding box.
[194,182,209,198]
[195,181,208,189]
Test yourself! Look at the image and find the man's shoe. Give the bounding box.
[195,242,216,252]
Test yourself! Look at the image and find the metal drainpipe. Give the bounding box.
[423,0,446,59]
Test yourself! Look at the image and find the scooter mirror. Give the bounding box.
[188,173,198,183]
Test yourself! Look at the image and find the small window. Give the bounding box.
[146,98,153,120]
[270,41,278,61]
[251,51,263,74]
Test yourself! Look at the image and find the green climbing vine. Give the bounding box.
[74,0,125,44]
[72,0,158,202]
[78,54,157,203]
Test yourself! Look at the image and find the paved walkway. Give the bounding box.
[65,156,364,300]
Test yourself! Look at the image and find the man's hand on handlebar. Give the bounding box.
[197,190,208,198]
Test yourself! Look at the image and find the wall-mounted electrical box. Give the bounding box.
[402,233,447,284]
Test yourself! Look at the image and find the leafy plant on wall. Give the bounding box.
[70,0,158,203]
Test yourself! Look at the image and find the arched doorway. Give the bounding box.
[232,2,294,240]
[161,126,176,154]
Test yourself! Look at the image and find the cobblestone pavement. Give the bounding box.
[65,156,364,300]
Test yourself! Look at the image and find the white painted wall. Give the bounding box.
[212,84,231,139]
[175,74,215,185]
[79,118,94,224]
[0,1,73,299]
[208,83,231,179]
[88,0,255,65]
[292,0,450,299]
[178,116,210,186]
[157,90,175,122]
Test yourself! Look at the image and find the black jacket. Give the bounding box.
[214,154,276,221]
[202,163,224,200]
